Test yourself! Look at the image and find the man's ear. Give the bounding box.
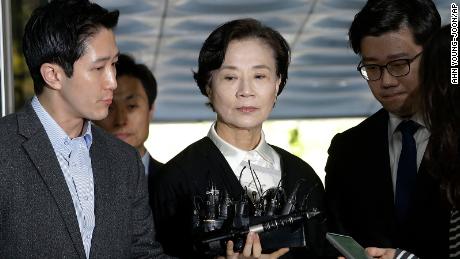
[40,63,66,90]
[149,103,155,120]
[205,85,212,97]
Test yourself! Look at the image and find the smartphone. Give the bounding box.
[326,232,372,259]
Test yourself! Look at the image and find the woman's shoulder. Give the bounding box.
[166,137,216,164]
[270,144,322,184]
[270,145,313,170]
[158,137,218,177]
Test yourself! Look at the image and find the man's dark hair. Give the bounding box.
[23,0,119,95]
[193,18,290,97]
[116,54,158,108]
[348,0,441,54]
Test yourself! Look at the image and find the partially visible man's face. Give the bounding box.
[96,75,152,155]
[360,26,423,117]
[59,28,118,121]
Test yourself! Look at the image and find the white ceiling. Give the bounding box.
[94,0,453,121]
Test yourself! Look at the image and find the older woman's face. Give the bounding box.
[207,38,280,131]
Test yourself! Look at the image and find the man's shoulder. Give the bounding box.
[0,110,30,144]
[326,108,389,160]
[0,113,23,165]
[336,108,388,140]
[149,156,163,168]
[91,124,139,158]
[0,112,19,132]
[0,101,47,140]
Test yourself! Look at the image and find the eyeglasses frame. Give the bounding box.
[357,52,423,81]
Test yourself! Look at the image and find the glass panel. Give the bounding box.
[11,0,47,111]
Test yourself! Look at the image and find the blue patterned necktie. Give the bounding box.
[395,120,419,224]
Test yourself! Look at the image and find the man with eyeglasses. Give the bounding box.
[325,0,449,258]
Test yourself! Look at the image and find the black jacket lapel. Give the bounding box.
[376,110,396,213]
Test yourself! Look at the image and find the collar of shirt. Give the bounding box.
[207,122,276,173]
[142,150,150,176]
[31,96,93,157]
[388,112,427,135]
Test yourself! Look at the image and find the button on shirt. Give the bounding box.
[388,112,430,193]
[207,122,281,202]
[32,96,95,259]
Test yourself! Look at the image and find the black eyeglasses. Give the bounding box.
[357,52,423,81]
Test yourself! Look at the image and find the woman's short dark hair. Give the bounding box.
[421,24,460,208]
[348,0,441,54]
[23,0,119,95]
[193,18,291,97]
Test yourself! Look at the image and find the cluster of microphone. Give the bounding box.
[191,180,322,255]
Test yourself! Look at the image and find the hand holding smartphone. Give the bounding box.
[326,232,372,259]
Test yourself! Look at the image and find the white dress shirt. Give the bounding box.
[207,122,281,201]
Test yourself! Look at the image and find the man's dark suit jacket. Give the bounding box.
[148,156,163,178]
[147,155,163,210]
[0,102,169,258]
[151,137,327,259]
[325,108,450,259]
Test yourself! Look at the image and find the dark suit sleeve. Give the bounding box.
[324,133,349,236]
[300,175,329,258]
[152,161,203,258]
[130,152,175,258]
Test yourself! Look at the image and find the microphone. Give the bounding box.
[236,187,249,217]
[218,190,233,219]
[200,210,321,245]
[192,196,201,228]
[252,191,257,202]
[205,184,220,220]
[281,179,305,215]
[264,187,284,216]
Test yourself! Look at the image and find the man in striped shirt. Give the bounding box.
[0,0,173,258]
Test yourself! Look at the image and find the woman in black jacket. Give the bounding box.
[151,18,326,259]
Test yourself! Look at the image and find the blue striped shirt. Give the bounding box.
[32,96,95,259]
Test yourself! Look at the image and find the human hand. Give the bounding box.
[217,232,289,259]
[365,247,396,259]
